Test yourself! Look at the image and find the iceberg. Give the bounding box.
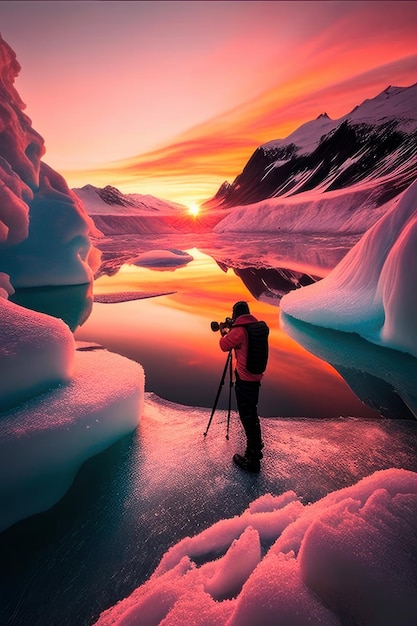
[0,33,144,533]
[280,179,417,358]
[0,342,144,533]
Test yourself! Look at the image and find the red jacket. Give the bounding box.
[219,314,263,382]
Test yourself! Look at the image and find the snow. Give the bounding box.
[280,178,417,358]
[348,83,417,129]
[263,113,338,157]
[263,82,417,156]
[212,182,395,235]
[74,184,185,216]
[0,273,75,412]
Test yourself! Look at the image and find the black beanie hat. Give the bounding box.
[232,301,250,320]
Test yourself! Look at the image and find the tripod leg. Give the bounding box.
[226,352,233,439]
[203,351,231,437]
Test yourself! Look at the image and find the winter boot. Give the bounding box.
[233,450,261,473]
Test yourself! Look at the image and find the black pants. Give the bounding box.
[234,373,263,458]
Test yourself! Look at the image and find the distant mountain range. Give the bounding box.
[76,82,417,236]
[73,184,221,235]
[73,185,186,235]
[74,184,185,215]
[203,82,417,210]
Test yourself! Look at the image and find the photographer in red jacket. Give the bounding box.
[219,301,268,473]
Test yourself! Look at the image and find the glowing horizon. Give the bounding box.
[0,0,416,206]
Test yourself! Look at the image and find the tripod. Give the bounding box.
[203,351,233,439]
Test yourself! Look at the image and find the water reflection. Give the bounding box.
[9,282,93,332]
[75,250,379,419]
[281,313,417,419]
[233,266,317,305]
[94,232,358,280]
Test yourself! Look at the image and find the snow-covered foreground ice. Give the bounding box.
[2,392,417,625]
[0,345,144,533]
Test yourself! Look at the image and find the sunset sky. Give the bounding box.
[1,0,416,207]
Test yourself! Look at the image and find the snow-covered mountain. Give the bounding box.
[206,83,417,210]
[73,184,186,235]
[77,84,417,237]
[74,184,186,215]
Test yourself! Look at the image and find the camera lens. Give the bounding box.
[211,321,220,332]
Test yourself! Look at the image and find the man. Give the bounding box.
[219,301,268,473]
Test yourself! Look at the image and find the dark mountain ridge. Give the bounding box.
[203,83,417,211]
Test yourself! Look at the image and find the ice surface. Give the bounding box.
[0,273,75,411]
[93,467,417,626]
[3,389,417,624]
[94,290,175,303]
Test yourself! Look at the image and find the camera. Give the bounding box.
[211,317,233,334]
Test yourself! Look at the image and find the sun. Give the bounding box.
[187,202,200,217]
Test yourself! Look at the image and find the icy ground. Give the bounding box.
[2,391,417,625]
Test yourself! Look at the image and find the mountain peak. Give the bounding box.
[379,85,407,98]
[346,81,417,126]
[97,185,137,208]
